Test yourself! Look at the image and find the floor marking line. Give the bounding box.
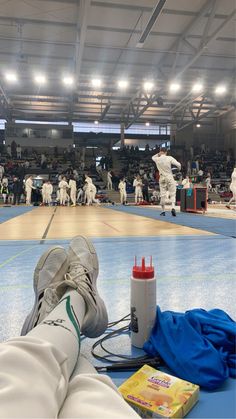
[102,221,121,233]
[40,207,57,243]
[0,246,36,269]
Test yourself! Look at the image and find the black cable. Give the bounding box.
[91,313,164,372]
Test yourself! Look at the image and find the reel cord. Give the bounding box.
[91,313,163,372]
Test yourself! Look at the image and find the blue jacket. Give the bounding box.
[144,307,236,390]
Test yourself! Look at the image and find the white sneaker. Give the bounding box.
[21,246,69,335]
[57,236,108,338]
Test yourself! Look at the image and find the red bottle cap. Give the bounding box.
[132,256,155,279]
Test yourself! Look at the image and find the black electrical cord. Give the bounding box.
[91,313,164,372]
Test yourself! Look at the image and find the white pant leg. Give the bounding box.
[0,337,69,418]
[26,188,31,205]
[166,177,177,208]
[107,179,112,190]
[59,356,139,419]
[71,190,76,205]
[159,177,168,208]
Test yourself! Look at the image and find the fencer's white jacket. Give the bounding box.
[59,180,69,190]
[25,177,34,191]
[85,176,92,184]
[118,180,126,192]
[133,178,143,189]
[152,154,181,178]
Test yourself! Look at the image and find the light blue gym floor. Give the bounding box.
[0,207,235,418]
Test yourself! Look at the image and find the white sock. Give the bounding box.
[28,290,86,375]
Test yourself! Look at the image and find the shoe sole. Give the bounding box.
[21,246,68,336]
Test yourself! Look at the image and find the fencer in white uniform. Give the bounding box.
[69,177,77,207]
[83,181,92,205]
[42,181,53,205]
[58,177,69,206]
[226,167,236,208]
[133,175,143,204]
[118,178,127,205]
[152,148,181,216]
[90,183,99,204]
[25,176,35,205]
[0,237,139,419]
[107,171,113,190]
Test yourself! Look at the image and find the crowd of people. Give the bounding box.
[0,141,235,210]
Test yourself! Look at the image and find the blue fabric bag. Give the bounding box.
[143,307,236,390]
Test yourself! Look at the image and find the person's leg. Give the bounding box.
[0,246,69,418]
[159,178,167,215]
[59,356,139,419]
[168,178,177,216]
[0,237,108,418]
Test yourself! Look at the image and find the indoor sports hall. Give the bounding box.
[0,1,235,418]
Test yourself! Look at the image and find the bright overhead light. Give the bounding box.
[117,80,128,89]
[215,85,227,95]
[143,81,154,92]
[192,83,203,93]
[63,76,74,86]
[34,74,47,85]
[91,78,102,88]
[94,120,99,125]
[145,122,150,126]
[169,82,180,92]
[5,72,18,82]
[196,124,201,128]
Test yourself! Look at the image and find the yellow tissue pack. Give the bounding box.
[119,365,199,418]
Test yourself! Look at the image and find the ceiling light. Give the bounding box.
[117,80,128,89]
[196,124,201,128]
[34,74,46,85]
[192,83,203,93]
[169,82,180,92]
[91,78,102,88]
[5,72,18,82]
[136,0,167,47]
[143,81,154,92]
[145,122,150,126]
[63,76,74,86]
[94,120,99,125]
[215,85,227,95]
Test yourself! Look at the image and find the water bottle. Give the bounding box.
[130,256,157,348]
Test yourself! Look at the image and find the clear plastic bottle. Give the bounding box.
[130,256,156,348]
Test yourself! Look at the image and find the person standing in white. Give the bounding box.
[0,236,139,419]
[25,176,35,205]
[118,177,127,205]
[59,177,69,206]
[42,181,53,205]
[226,167,236,209]
[152,148,181,216]
[133,175,143,204]
[69,177,77,207]
[107,171,113,190]
[16,144,22,159]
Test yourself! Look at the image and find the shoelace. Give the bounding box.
[65,262,96,297]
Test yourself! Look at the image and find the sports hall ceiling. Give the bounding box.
[0,0,235,130]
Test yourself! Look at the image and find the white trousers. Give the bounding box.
[0,338,138,419]
[107,179,112,190]
[120,190,127,204]
[135,187,143,204]
[159,176,176,209]
[60,190,67,205]
[43,193,52,204]
[26,188,32,205]
[70,189,77,205]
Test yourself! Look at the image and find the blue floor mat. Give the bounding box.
[110,205,236,237]
[0,206,35,224]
